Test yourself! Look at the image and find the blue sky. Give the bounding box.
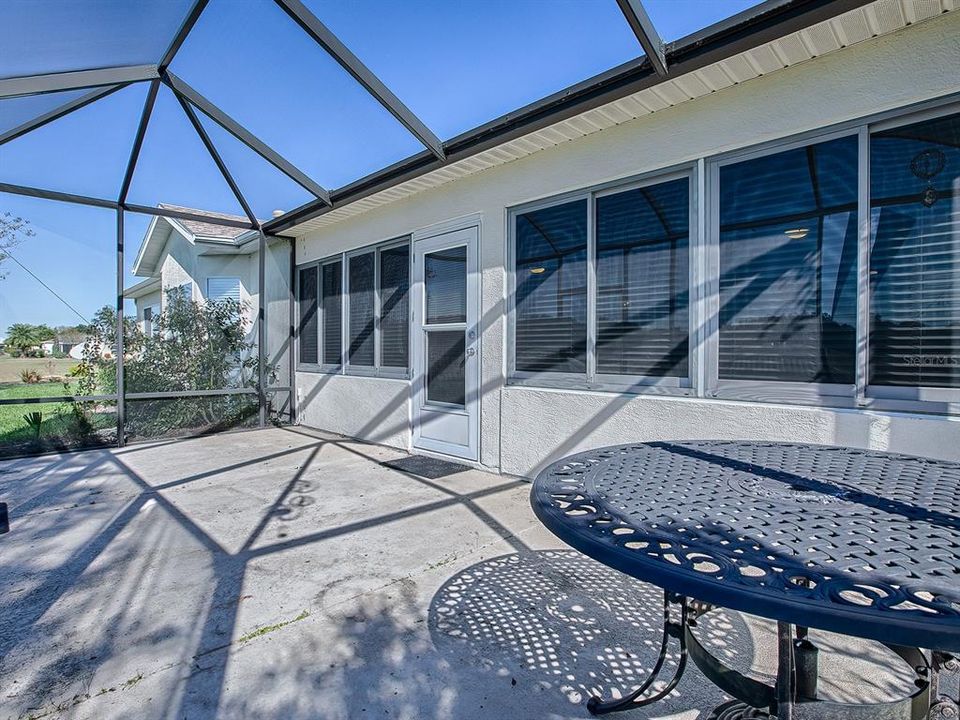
[0,0,757,330]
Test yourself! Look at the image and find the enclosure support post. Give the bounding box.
[288,236,296,425]
[258,229,267,428]
[116,206,126,447]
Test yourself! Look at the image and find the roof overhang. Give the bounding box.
[123,275,162,300]
[265,0,953,237]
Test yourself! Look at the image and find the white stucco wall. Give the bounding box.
[295,14,960,474]
[296,373,411,449]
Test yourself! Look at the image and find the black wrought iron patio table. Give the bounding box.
[530,441,960,720]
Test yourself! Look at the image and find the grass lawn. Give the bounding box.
[0,380,115,456]
[0,355,77,383]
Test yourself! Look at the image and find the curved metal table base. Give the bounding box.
[587,593,688,715]
[590,594,946,720]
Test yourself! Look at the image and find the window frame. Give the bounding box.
[296,237,411,380]
[205,276,242,303]
[319,257,343,372]
[507,165,698,396]
[860,103,960,413]
[704,125,863,407]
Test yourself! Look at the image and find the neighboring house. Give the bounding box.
[123,204,260,337]
[281,3,960,477]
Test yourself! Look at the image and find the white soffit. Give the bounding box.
[291,0,956,236]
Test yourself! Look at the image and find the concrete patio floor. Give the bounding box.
[0,428,920,720]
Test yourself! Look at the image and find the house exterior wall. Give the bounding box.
[134,289,162,333]
[295,14,960,476]
[151,229,258,328]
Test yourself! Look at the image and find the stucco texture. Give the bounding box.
[294,13,960,476]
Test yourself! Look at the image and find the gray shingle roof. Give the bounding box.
[158,203,254,240]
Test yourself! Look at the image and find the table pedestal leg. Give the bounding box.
[775,622,796,720]
[587,592,689,715]
[931,653,960,720]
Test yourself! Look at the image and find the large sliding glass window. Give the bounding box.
[718,135,859,386]
[515,199,588,374]
[511,174,692,386]
[297,239,410,376]
[869,112,960,390]
[596,178,689,378]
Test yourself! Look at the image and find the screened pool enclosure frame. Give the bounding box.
[0,0,873,447]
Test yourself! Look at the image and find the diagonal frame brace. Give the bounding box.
[118,79,161,205]
[616,0,668,77]
[173,89,259,227]
[0,84,127,147]
[162,72,331,206]
[272,0,445,161]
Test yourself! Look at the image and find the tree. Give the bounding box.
[5,323,55,354]
[0,212,35,281]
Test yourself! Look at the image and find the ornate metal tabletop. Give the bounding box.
[531,441,960,654]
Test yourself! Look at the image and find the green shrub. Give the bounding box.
[22,411,43,439]
[77,293,274,438]
[20,368,41,384]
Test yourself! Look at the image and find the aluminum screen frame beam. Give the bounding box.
[0,64,159,99]
[163,72,331,205]
[123,203,255,229]
[159,0,210,71]
[174,91,259,226]
[616,0,668,76]
[118,79,161,205]
[0,84,126,146]
[272,0,445,161]
[264,0,873,235]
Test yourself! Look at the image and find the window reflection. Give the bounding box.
[870,112,960,389]
[596,178,689,378]
[718,135,859,384]
[515,199,588,374]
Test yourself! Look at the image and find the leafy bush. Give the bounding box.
[20,368,41,384]
[22,411,43,439]
[77,292,273,438]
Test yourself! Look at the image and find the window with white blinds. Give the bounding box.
[596,178,689,378]
[379,245,409,369]
[511,178,692,383]
[514,199,588,374]
[297,239,409,375]
[206,276,241,303]
[298,266,318,366]
[718,135,858,385]
[321,260,342,366]
[870,112,960,389]
[348,252,376,367]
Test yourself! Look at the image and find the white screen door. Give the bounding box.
[412,226,480,461]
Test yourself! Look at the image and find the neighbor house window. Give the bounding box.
[718,135,859,385]
[297,240,410,375]
[596,178,689,378]
[206,277,241,303]
[869,111,960,390]
[514,199,588,374]
[143,304,160,338]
